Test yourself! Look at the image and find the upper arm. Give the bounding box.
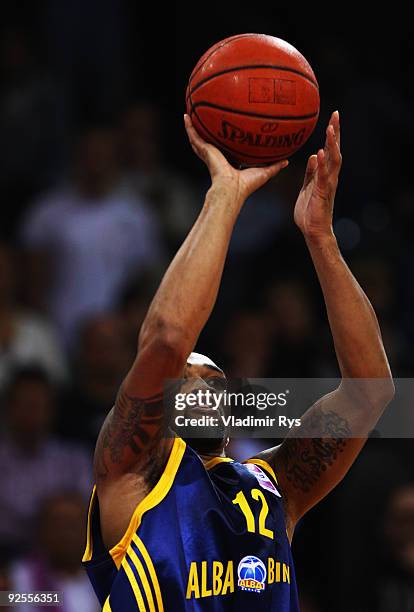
[93,330,187,482]
[253,388,369,536]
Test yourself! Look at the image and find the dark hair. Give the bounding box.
[3,364,54,403]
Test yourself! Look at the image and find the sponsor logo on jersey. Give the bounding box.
[237,555,266,593]
[185,557,291,599]
[244,463,281,497]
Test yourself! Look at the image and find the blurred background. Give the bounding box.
[0,2,413,611]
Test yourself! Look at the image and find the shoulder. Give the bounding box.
[244,444,283,483]
[204,454,282,496]
[243,457,280,487]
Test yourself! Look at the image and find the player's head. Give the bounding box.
[172,352,229,456]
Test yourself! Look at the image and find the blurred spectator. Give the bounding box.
[120,101,200,251]
[20,124,164,346]
[0,561,11,591]
[375,483,414,611]
[0,27,64,234]
[9,492,99,612]
[0,561,11,612]
[351,255,407,373]
[0,242,66,387]
[0,367,91,554]
[59,314,131,446]
[44,0,129,122]
[223,311,271,377]
[263,280,332,377]
[118,275,155,354]
[340,76,410,207]
[301,438,414,612]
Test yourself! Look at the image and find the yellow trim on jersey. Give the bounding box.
[82,485,97,562]
[122,557,146,611]
[204,456,234,470]
[109,436,186,569]
[102,596,112,611]
[132,534,164,612]
[128,547,155,611]
[244,458,279,485]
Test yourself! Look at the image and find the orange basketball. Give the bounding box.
[186,34,320,167]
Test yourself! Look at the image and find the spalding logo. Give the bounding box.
[237,555,267,593]
[218,120,306,148]
[261,122,279,133]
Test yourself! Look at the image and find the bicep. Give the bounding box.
[94,335,185,481]
[255,390,368,532]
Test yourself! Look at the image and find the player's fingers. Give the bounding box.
[316,149,329,192]
[303,154,318,188]
[242,159,289,190]
[255,159,289,186]
[184,114,209,160]
[326,124,337,168]
[323,122,333,168]
[329,124,342,172]
[262,159,289,179]
[331,110,341,149]
[184,114,204,152]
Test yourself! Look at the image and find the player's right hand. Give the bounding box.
[184,114,288,204]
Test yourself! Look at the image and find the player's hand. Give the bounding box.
[294,111,342,242]
[184,114,288,204]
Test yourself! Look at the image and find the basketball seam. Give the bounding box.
[190,104,293,162]
[188,34,258,86]
[189,64,319,97]
[188,58,305,163]
[192,101,319,121]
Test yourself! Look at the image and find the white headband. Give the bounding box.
[187,351,223,373]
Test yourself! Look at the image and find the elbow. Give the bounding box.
[378,376,395,407]
[346,375,395,412]
[371,368,395,409]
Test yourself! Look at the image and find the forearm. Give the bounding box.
[306,233,392,381]
[262,113,395,532]
[268,237,395,527]
[140,181,243,356]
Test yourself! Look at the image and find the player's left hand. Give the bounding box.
[294,111,342,242]
[184,114,289,204]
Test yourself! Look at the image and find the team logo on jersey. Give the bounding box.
[237,555,267,593]
[244,463,281,497]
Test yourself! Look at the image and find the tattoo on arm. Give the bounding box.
[281,404,352,494]
[94,389,165,480]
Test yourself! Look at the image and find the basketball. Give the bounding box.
[186,34,320,166]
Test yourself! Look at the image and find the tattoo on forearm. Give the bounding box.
[94,389,164,479]
[282,405,351,493]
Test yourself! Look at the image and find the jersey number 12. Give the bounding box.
[232,489,274,539]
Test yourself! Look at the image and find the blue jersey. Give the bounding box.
[83,437,299,611]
